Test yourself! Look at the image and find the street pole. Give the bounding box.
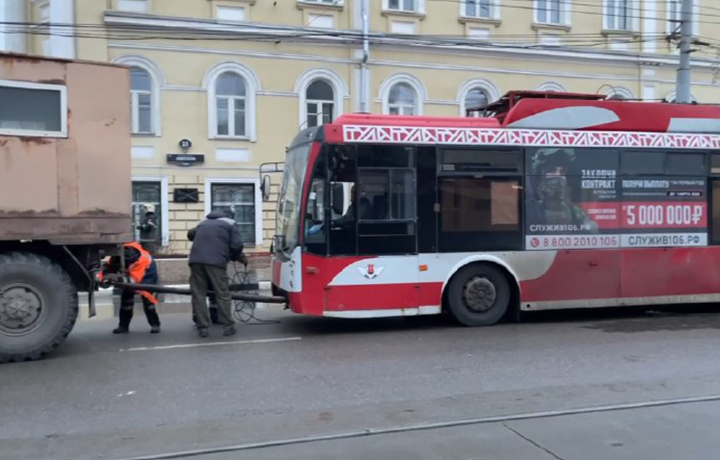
[359,0,370,113]
[675,0,693,103]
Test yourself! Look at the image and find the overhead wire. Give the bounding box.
[425,0,720,25]
[1,1,719,56]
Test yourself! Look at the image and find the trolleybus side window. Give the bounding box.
[710,153,720,245]
[438,147,523,252]
[621,151,665,175]
[304,149,327,255]
[357,145,417,255]
[621,150,706,176]
[329,145,358,255]
[619,149,708,248]
[666,152,705,176]
[524,148,619,251]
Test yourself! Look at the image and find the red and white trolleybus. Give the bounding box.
[271,91,720,326]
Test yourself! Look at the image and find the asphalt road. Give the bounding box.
[3,304,720,460]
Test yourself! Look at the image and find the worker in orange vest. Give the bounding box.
[102,242,161,334]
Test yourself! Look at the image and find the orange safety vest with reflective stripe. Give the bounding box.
[123,242,159,305]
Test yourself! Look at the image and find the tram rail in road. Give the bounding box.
[111,393,720,460]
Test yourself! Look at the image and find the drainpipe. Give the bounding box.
[359,0,370,113]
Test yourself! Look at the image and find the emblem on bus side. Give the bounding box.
[358,264,384,280]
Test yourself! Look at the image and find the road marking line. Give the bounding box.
[120,336,301,352]
[112,393,720,460]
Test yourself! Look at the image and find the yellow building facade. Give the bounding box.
[2,0,719,253]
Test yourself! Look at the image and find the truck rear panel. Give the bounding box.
[0,54,132,245]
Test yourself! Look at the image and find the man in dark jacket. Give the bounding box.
[187,209,244,337]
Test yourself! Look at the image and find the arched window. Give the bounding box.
[536,81,567,93]
[388,82,417,116]
[457,79,500,116]
[215,72,247,137]
[663,90,697,104]
[604,86,635,100]
[295,69,347,129]
[205,62,259,140]
[306,80,334,128]
[464,88,491,116]
[114,56,163,136]
[130,67,153,134]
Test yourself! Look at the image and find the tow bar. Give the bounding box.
[107,282,287,304]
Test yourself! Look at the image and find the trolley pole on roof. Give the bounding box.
[675,0,693,104]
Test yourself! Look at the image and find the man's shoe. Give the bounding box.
[223,327,236,337]
[150,325,161,334]
[113,326,129,334]
[198,328,209,338]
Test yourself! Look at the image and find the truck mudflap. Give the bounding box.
[87,286,97,319]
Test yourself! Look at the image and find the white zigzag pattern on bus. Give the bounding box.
[342,125,720,149]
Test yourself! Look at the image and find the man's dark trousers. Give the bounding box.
[190,263,234,331]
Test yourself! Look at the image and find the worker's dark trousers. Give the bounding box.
[190,264,234,330]
[119,290,160,328]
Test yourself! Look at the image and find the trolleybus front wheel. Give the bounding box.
[446,264,511,327]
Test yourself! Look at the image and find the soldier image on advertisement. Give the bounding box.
[527,148,598,233]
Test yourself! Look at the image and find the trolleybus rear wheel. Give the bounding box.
[447,264,511,327]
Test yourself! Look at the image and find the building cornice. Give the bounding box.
[103,11,720,70]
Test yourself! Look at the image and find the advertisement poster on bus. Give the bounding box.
[524,148,707,250]
[619,177,706,248]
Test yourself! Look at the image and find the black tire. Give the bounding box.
[446,264,512,327]
[0,253,78,363]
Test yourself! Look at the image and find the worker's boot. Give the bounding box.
[115,306,132,334]
[150,325,160,334]
[223,326,236,337]
[198,328,209,338]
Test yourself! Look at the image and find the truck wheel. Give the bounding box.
[446,264,511,327]
[0,253,78,363]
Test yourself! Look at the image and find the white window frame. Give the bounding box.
[113,56,163,137]
[130,68,154,135]
[204,62,259,142]
[215,5,247,22]
[379,74,426,116]
[603,86,635,99]
[663,90,697,103]
[533,0,571,26]
[536,81,567,92]
[307,93,334,127]
[204,178,262,247]
[131,175,170,247]
[666,0,700,35]
[387,86,417,115]
[460,0,500,20]
[296,69,347,128]
[116,0,149,13]
[215,75,247,138]
[457,78,500,116]
[604,0,639,31]
[37,2,51,22]
[0,79,67,138]
[299,0,343,5]
[383,0,425,14]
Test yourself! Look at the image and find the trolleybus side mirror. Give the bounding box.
[261,175,272,202]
